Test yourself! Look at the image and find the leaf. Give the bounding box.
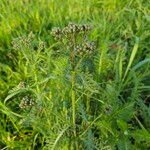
[132,58,150,71]
[112,102,134,122]
[44,126,69,150]
[117,120,128,132]
[0,101,23,118]
[117,138,132,150]
[4,88,35,104]
[123,37,139,80]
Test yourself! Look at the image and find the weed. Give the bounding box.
[0,0,150,150]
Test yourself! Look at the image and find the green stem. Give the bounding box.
[71,34,79,149]
[71,70,76,137]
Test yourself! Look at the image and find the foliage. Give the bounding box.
[0,0,150,149]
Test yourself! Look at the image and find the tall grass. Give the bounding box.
[0,0,150,149]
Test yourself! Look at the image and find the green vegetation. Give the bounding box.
[0,0,150,149]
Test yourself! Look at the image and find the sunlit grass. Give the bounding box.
[0,0,150,149]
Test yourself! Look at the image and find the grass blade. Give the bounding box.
[123,37,139,81]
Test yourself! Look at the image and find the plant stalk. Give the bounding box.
[71,70,76,137]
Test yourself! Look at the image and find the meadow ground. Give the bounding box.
[0,0,150,149]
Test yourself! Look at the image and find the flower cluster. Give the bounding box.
[75,42,95,56]
[38,41,45,50]
[51,27,62,40]
[12,32,35,50]
[51,23,91,39]
[63,23,91,35]
[51,22,95,57]
[19,95,35,109]
[18,81,25,88]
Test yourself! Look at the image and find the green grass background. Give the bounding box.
[0,0,150,149]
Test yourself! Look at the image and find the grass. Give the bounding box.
[0,0,150,149]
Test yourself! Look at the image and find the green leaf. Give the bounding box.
[132,58,150,71]
[123,37,139,80]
